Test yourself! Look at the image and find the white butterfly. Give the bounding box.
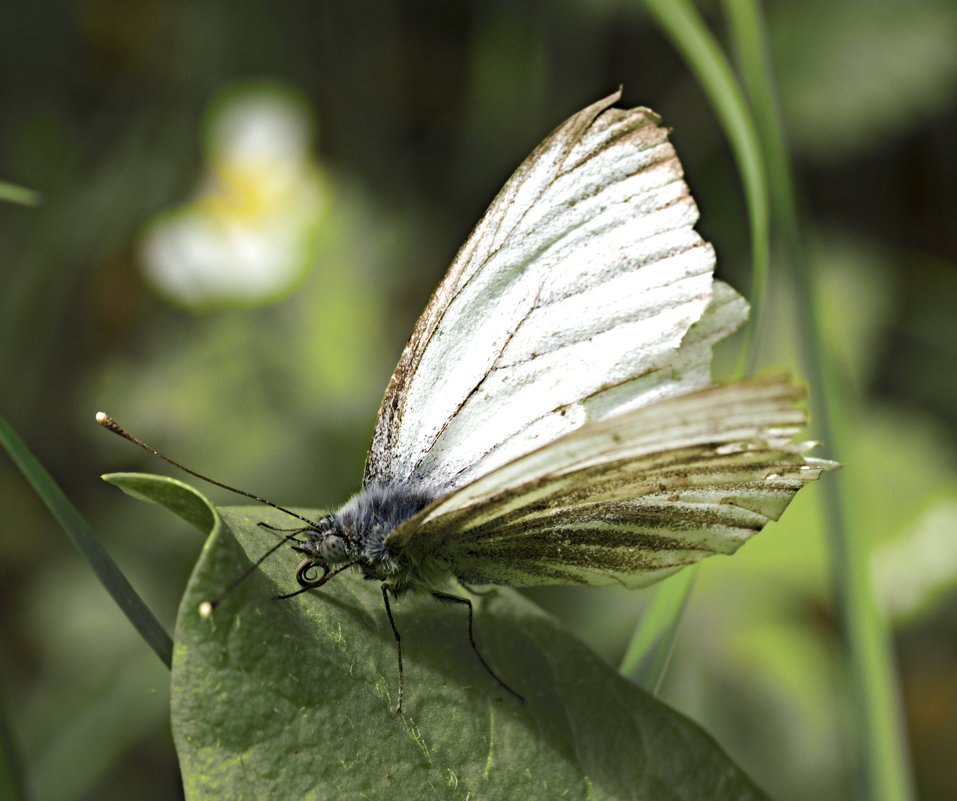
[103,90,835,709]
[274,91,836,706]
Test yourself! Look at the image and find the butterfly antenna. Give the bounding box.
[197,532,304,617]
[95,412,319,530]
[96,412,327,616]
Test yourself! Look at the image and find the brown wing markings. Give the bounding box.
[436,444,806,531]
[452,559,597,587]
[419,447,807,550]
[404,278,550,482]
[438,101,669,323]
[421,375,807,507]
[489,144,684,280]
[433,336,716,488]
[494,241,713,360]
[558,107,666,179]
[522,172,697,289]
[439,491,773,588]
[405,229,714,484]
[365,92,669,484]
[445,509,762,552]
[367,96,623,475]
[477,147,682,291]
[450,544,704,588]
[430,477,793,546]
[374,113,680,482]
[384,376,834,587]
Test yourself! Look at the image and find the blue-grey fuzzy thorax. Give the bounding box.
[331,482,438,569]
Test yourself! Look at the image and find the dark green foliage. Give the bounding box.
[120,473,768,800]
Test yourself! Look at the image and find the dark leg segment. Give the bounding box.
[431,591,524,703]
[256,522,312,535]
[381,584,404,713]
[457,579,496,596]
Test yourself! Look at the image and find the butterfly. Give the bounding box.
[100,89,836,711]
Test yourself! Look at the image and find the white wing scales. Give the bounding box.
[362,93,836,590]
[365,91,736,491]
[385,375,838,588]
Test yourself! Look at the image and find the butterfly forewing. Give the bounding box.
[574,279,747,424]
[384,374,837,588]
[365,91,739,492]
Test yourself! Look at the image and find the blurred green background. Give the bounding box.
[2,1,956,799]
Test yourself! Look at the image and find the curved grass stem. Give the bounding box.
[722,2,915,798]
[0,415,173,669]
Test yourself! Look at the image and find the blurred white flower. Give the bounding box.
[141,83,326,307]
[873,498,957,620]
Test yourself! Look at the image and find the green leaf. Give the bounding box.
[0,180,41,206]
[102,472,218,535]
[171,505,770,800]
[769,0,957,160]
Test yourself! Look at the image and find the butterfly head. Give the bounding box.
[290,484,439,587]
[299,515,353,564]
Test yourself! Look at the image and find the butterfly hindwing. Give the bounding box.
[365,91,741,492]
[384,374,837,588]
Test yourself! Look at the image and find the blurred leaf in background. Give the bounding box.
[770,0,957,161]
[875,498,957,623]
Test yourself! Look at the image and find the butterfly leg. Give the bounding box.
[431,591,524,704]
[457,579,496,596]
[256,521,311,541]
[380,584,404,714]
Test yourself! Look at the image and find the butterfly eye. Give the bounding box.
[318,534,348,562]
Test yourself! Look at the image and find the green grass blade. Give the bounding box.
[639,0,770,376]
[618,566,697,694]
[623,0,771,690]
[722,3,916,799]
[0,180,41,206]
[0,415,173,669]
